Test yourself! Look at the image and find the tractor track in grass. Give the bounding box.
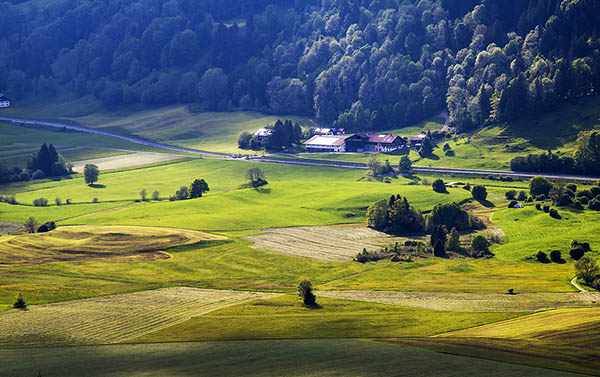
[2,116,599,182]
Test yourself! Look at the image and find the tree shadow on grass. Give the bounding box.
[422,153,440,161]
[476,199,495,208]
[254,187,271,194]
[88,184,106,189]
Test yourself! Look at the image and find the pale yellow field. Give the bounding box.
[318,291,600,312]
[0,287,280,347]
[245,225,415,262]
[71,152,188,172]
[0,225,225,265]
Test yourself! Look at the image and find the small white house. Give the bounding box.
[0,94,10,108]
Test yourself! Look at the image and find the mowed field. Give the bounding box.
[70,152,188,172]
[245,225,415,261]
[0,225,223,266]
[318,290,600,312]
[0,287,279,346]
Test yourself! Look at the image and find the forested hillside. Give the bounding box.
[0,0,598,131]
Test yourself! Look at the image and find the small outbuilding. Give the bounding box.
[0,94,11,108]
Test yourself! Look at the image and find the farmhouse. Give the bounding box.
[304,135,348,153]
[345,133,405,153]
[0,94,11,108]
[253,128,272,142]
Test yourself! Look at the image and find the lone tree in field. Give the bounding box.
[398,156,412,175]
[471,235,490,257]
[84,164,99,185]
[432,179,447,193]
[471,185,487,201]
[140,189,147,201]
[575,256,599,284]
[298,280,317,307]
[189,179,209,198]
[152,191,160,201]
[13,293,26,309]
[246,168,268,187]
[25,217,38,234]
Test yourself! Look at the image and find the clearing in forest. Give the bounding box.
[245,225,414,262]
[0,225,224,266]
[0,287,279,347]
[318,291,600,312]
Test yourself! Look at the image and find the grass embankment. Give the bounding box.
[0,225,223,265]
[134,294,521,343]
[0,339,571,377]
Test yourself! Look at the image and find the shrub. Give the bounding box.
[536,194,547,201]
[37,221,56,233]
[92,197,99,203]
[508,201,518,208]
[529,176,552,196]
[566,184,577,192]
[550,250,562,263]
[505,190,517,200]
[140,189,147,201]
[570,247,585,260]
[463,184,471,191]
[471,235,490,256]
[536,251,550,263]
[543,204,550,213]
[31,169,45,180]
[471,185,487,201]
[432,179,446,193]
[32,198,48,207]
[55,197,62,206]
[535,203,542,210]
[152,191,160,201]
[66,198,72,205]
[576,189,593,199]
[589,199,600,211]
[549,208,561,219]
[591,186,600,197]
[13,293,26,309]
[18,171,31,181]
[517,191,527,201]
[174,186,189,200]
[574,200,584,210]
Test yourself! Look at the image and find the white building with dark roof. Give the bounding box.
[303,135,348,153]
[0,94,11,108]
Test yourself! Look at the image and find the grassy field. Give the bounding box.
[0,287,278,346]
[0,225,223,266]
[377,308,600,376]
[0,339,576,377]
[134,294,522,343]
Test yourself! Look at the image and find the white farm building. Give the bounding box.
[0,94,10,108]
[303,135,348,153]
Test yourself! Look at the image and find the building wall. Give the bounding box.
[0,101,10,108]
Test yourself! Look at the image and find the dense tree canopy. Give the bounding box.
[0,0,598,131]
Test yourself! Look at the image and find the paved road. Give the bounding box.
[2,116,599,182]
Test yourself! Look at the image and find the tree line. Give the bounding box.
[0,143,72,184]
[0,1,598,132]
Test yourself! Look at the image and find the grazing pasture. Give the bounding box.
[246,225,413,261]
[0,287,278,346]
[0,225,223,266]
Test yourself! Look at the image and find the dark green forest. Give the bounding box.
[0,0,598,131]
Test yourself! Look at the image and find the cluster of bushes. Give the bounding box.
[569,240,592,261]
[238,120,302,151]
[528,176,600,213]
[1,144,73,184]
[0,195,17,204]
[246,168,268,188]
[367,156,395,177]
[366,195,424,234]
[169,179,209,201]
[138,189,160,202]
[24,217,56,234]
[32,198,49,207]
[533,201,561,219]
[505,190,528,201]
[354,248,387,264]
[535,250,564,263]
